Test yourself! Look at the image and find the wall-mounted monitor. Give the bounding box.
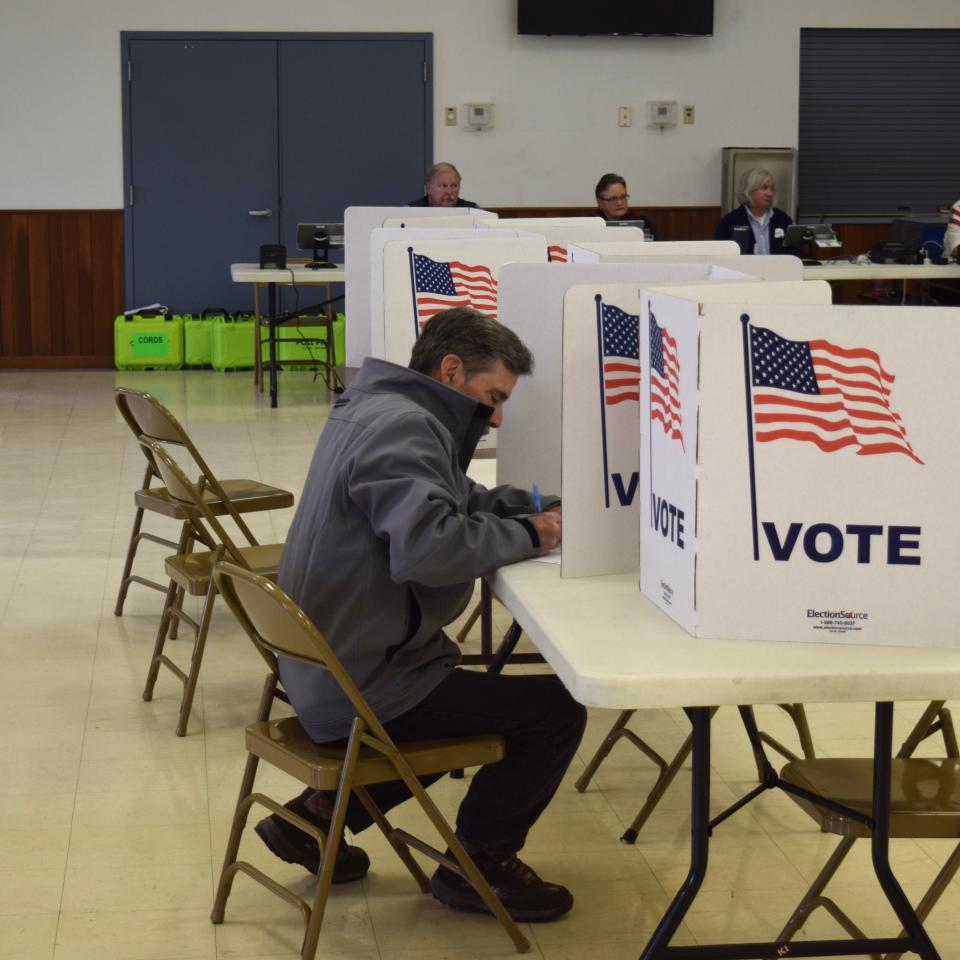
[517,1,714,37]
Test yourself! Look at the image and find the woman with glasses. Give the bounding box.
[594,173,656,238]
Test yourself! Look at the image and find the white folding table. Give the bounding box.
[490,560,960,959]
[230,262,346,408]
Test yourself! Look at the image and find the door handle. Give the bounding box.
[248,209,273,217]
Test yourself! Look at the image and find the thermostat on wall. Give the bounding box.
[647,100,678,129]
[464,102,494,130]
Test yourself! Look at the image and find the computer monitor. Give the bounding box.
[605,219,648,230]
[296,222,344,269]
[784,224,839,255]
[892,218,947,258]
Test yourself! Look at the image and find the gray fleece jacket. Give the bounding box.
[276,357,550,741]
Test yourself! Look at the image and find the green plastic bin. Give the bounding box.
[211,314,256,371]
[183,314,212,367]
[114,312,184,370]
[278,314,345,369]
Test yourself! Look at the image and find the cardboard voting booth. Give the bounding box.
[381,215,489,228]
[368,227,523,358]
[509,226,644,264]
[569,240,739,262]
[497,262,754,497]
[343,206,498,364]
[476,217,607,230]
[595,254,804,282]
[495,263,753,569]
[380,236,548,366]
[558,276,767,579]
[639,285,960,648]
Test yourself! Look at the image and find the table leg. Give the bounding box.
[870,701,941,960]
[267,282,278,409]
[638,702,942,960]
[639,706,712,960]
[253,283,262,389]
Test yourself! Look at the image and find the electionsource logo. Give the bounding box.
[806,607,869,636]
[807,609,868,620]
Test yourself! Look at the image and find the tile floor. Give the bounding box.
[1,367,959,960]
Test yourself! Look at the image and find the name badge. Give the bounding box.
[774,228,785,238]
[733,225,750,232]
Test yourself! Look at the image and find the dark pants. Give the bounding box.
[307,668,587,856]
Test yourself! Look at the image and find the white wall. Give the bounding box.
[1,0,956,209]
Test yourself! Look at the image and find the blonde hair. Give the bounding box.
[737,168,775,207]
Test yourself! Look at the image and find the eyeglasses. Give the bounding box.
[599,193,630,203]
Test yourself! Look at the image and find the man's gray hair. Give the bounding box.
[409,307,534,378]
[425,162,461,186]
[737,168,776,207]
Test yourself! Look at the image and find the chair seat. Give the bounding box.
[781,757,960,838]
[135,479,293,520]
[165,544,284,594]
[247,716,506,791]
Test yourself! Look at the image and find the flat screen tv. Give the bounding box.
[517,1,714,37]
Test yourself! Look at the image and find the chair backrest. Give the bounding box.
[116,386,194,449]
[213,560,393,744]
[117,387,255,538]
[138,437,253,564]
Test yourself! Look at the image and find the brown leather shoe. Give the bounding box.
[254,790,369,883]
[431,847,573,922]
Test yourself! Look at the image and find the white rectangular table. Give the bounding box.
[802,262,960,283]
[230,263,346,408]
[802,261,960,305]
[490,561,960,959]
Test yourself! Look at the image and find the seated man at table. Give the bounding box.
[256,307,585,922]
[408,161,479,208]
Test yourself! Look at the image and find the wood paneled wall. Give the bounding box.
[0,208,899,369]
[0,210,123,368]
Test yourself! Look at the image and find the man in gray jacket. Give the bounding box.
[256,307,586,922]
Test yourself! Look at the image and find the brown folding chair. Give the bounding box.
[113,386,293,618]
[776,700,960,959]
[575,703,817,842]
[210,560,531,958]
[137,437,285,736]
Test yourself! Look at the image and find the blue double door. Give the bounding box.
[123,34,432,312]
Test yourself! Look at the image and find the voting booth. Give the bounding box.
[590,254,805,282]
[380,236,548,366]
[343,206,498,364]
[380,215,490,228]
[569,240,739,262]
[494,262,756,580]
[497,262,752,497]
[638,284,960,648]
[368,227,524,359]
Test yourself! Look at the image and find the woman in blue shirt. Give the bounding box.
[716,168,793,254]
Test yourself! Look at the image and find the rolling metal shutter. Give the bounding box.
[798,28,960,219]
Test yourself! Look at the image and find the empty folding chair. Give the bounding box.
[137,437,285,736]
[776,699,959,958]
[113,386,293,618]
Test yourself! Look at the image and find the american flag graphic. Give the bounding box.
[547,244,569,263]
[599,301,641,405]
[411,252,497,329]
[749,324,922,463]
[649,310,684,447]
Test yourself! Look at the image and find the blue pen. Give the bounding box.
[532,482,542,512]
